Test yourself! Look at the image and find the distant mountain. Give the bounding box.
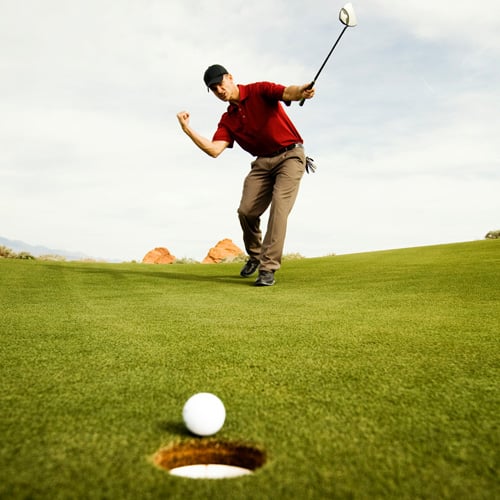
[0,236,94,261]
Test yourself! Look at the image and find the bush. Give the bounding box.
[16,252,35,260]
[220,254,247,264]
[38,254,67,262]
[282,253,305,261]
[0,245,35,260]
[0,245,15,258]
[485,230,500,239]
[175,257,200,264]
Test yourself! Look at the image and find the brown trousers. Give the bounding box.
[237,147,306,272]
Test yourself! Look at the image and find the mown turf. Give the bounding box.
[0,240,498,499]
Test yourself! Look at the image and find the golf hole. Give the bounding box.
[154,440,266,479]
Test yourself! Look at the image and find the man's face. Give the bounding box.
[209,74,237,102]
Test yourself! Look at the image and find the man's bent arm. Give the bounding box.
[177,111,229,158]
[282,84,315,102]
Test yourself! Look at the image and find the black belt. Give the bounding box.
[266,143,303,157]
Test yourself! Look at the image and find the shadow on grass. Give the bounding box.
[156,420,194,437]
[47,264,255,287]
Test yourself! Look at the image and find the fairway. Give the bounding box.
[1,241,499,499]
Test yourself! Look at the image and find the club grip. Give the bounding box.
[299,81,315,107]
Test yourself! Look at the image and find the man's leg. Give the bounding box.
[259,149,305,272]
[237,157,274,261]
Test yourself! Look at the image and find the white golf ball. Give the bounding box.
[182,393,226,436]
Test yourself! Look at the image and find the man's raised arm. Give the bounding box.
[176,111,229,158]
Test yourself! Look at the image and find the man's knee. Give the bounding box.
[238,210,259,229]
[238,203,261,219]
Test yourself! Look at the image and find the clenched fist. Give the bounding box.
[177,111,190,130]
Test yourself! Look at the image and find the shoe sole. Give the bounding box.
[240,270,257,278]
[254,279,275,287]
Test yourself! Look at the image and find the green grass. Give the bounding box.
[1,240,499,499]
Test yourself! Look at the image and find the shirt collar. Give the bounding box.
[228,84,248,113]
[237,84,248,101]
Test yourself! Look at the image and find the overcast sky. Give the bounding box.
[1,1,499,261]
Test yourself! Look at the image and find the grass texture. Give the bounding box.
[0,240,498,499]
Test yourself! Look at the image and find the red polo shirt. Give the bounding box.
[212,82,303,157]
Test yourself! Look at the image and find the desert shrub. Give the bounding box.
[38,255,67,261]
[485,230,500,239]
[282,253,305,261]
[0,245,15,258]
[16,252,35,260]
[175,257,200,264]
[0,246,36,259]
[221,254,247,264]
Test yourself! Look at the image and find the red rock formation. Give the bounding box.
[142,247,176,264]
[202,238,244,264]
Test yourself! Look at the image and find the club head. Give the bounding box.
[339,2,357,27]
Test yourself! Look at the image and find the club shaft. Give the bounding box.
[312,25,348,83]
[299,25,348,106]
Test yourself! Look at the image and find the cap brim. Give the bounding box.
[206,75,224,89]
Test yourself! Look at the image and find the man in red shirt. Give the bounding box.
[177,64,315,286]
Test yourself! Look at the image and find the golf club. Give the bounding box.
[299,2,357,106]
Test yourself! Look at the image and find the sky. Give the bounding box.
[1,0,499,262]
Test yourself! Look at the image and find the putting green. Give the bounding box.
[0,240,498,499]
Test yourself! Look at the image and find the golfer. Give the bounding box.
[177,64,315,286]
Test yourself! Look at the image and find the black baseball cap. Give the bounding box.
[203,64,228,89]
